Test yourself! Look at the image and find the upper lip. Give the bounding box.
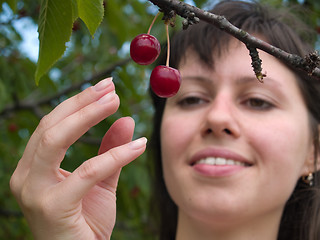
[190,147,252,166]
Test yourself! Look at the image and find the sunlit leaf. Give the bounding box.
[77,0,104,37]
[71,0,79,21]
[3,0,17,12]
[35,0,73,84]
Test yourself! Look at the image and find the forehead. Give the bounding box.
[178,40,297,88]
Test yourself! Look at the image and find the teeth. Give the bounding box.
[197,157,245,166]
[216,157,226,165]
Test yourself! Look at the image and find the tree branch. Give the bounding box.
[148,0,320,81]
[0,58,131,119]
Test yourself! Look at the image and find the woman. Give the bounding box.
[10,1,320,240]
[150,1,320,239]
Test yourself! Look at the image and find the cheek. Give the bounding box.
[160,114,197,161]
[247,118,311,180]
[160,113,200,187]
[240,116,313,208]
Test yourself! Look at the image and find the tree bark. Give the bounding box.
[148,0,320,81]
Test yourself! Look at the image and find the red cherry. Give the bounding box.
[130,34,161,65]
[150,65,181,98]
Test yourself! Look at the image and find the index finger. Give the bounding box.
[14,78,115,176]
[28,89,119,180]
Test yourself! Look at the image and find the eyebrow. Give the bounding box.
[235,76,284,91]
[181,76,212,83]
[182,75,283,89]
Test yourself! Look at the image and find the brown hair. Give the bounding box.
[148,1,320,239]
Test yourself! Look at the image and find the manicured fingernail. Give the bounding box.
[94,77,113,91]
[129,137,147,150]
[98,90,116,104]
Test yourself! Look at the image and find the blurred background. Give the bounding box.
[0,0,319,239]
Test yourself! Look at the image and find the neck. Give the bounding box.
[175,209,282,240]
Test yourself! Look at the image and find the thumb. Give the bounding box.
[98,117,135,155]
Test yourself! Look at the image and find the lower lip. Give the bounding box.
[192,163,246,177]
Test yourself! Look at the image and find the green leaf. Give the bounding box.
[77,0,104,37]
[35,0,73,84]
[71,0,78,21]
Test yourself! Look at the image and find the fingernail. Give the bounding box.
[129,137,147,150]
[98,90,116,104]
[93,77,113,92]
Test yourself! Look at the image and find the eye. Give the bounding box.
[178,96,207,107]
[244,98,274,110]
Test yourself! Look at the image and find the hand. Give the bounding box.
[10,78,147,240]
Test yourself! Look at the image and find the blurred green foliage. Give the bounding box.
[0,0,319,239]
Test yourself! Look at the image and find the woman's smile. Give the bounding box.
[190,147,252,177]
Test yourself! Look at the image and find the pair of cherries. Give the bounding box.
[130,33,181,98]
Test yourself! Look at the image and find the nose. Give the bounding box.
[202,93,240,138]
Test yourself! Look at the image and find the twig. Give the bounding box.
[0,58,131,119]
[148,0,320,81]
[247,45,266,83]
[36,58,131,107]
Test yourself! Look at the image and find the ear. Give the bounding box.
[301,125,320,176]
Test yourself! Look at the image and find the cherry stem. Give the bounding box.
[166,23,170,66]
[147,12,161,35]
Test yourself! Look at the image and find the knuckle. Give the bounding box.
[40,129,57,149]
[75,105,95,130]
[108,148,118,161]
[74,90,90,107]
[107,148,122,166]
[78,159,100,180]
[9,172,20,197]
[38,114,51,131]
[38,130,68,157]
[73,92,82,106]
[76,107,88,123]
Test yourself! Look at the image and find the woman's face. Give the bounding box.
[160,41,314,228]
